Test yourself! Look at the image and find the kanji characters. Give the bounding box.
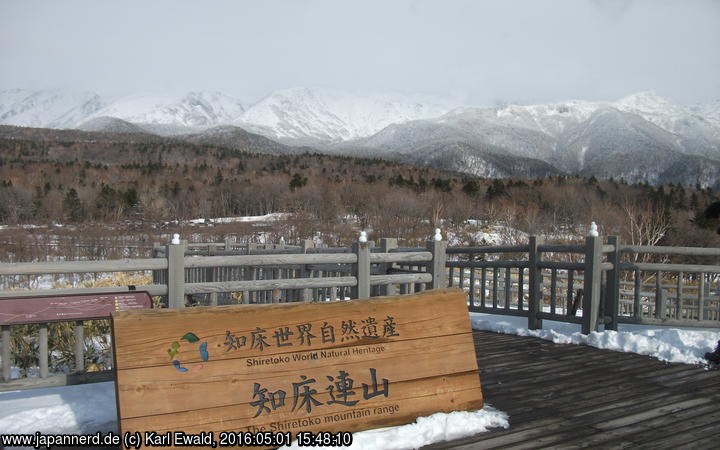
[249,368,389,416]
[224,330,246,352]
[292,375,323,413]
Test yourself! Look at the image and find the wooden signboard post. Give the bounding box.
[112,288,483,448]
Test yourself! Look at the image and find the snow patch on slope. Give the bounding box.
[0,89,104,129]
[86,92,245,127]
[690,99,720,128]
[431,90,718,143]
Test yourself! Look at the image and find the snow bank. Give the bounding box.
[0,382,117,435]
[187,213,290,225]
[471,312,720,365]
[281,406,508,450]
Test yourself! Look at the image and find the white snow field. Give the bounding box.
[1,311,718,449]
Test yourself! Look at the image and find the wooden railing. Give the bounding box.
[0,236,446,389]
[606,240,720,328]
[448,235,720,333]
[2,231,719,390]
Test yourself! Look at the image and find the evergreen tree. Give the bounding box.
[486,179,506,200]
[462,180,481,196]
[289,173,307,191]
[63,188,84,222]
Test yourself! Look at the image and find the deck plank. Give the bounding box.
[429,330,719,449]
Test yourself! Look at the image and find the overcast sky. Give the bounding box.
[1,0,718,105]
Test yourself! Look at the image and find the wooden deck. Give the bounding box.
[431,331,720,450]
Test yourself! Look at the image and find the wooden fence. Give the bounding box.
[447,235,606,334]
[0,236,446,389]
[1,232,719,390]
[448,235,720,334]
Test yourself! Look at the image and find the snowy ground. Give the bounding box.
[186,213,291,225]
[2,311,718,449]
[0,382,117,436]
[471,312,720,366]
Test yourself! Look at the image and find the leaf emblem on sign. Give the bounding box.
[167,332,208,372]
[168,341,180,359]
[181,332,200,343]
[173,360,188,372]
[199,342,209,362]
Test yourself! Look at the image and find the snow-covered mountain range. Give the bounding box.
[0,89,245,131]
[0,87,453,141]
[2,87,720,187]
[0,89,104,129]
[335,91,720,186]
[234,88,455,144]
[86,92,245,128]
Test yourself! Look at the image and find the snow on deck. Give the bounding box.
[470,313,720,365]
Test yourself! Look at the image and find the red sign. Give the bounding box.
[0,292,151,325]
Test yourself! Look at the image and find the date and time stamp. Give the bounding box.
[0,430,354,448]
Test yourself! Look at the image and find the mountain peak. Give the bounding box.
[85,92,245,127]
[0,88,104,129]
[77,116,148,134]
[614,90,672,111]
[235,87,456,143]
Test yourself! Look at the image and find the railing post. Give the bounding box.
[224,236,236,251]
[675,271,683,319]
[2,324,10,381]
[74,320,84,372]
[39,323,48,378]
[633,268,642,320]
[698,274,705,321]
[152,242,163,287]
[428,229,447,289]
[272,267,282,303]
[528,236,543,330]
[582,232,603,334]
[655,271,666,319]
[380,238,398,296]
[300,239,314,302]
[243,242,258,304]
[354,232,371,299]
[167,233,187,309]
[605,236,620,331]
[207,244,218,306]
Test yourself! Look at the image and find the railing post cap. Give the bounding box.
[434,228,442,242]
[588,222,599,238]
[171,233,181,245]
[359,231,368,243]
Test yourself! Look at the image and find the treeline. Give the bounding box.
[1,134,719,249]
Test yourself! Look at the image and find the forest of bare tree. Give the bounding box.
[1,128,718,261]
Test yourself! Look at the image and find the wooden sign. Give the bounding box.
[112,288,482,447]
[0,291,151,325]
